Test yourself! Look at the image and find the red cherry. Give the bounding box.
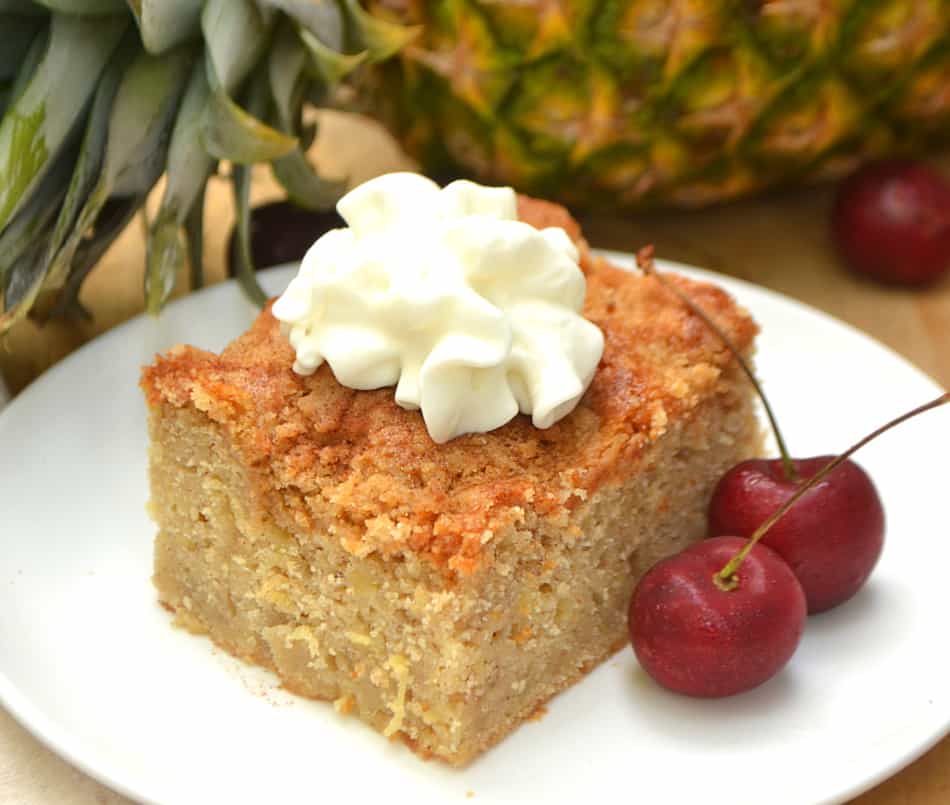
[626,393,946,701]
[708,458,885,614]
[628,536,807,698]
[832,160,950,286]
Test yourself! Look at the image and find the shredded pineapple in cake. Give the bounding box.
[383,654,411,737]
[346,631,373,646]
[285,624,320,654]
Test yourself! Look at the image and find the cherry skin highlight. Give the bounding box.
[628,536,807,698]
[708,457,885,614]
[832,160,950,286]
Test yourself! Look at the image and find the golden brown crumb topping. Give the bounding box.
[141,198,756,575]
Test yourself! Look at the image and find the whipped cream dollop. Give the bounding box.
[272,172,604,443]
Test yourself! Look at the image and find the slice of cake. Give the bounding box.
[141,194,762,766]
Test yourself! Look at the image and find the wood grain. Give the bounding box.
[1,112,947,805]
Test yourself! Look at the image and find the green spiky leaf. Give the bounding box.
[272,148,345,210]
[269,19,308,130]
[42,32,138,294]
[201,86,297,163]
[0,135,73,285]
[201,0,270,93]
[0,234,49,329]
[144,61,214,312]
[340,0,419,63]
[126,0,202,55]
[0,13,127,230]
[0,16,46,80]
[144,207,186,314]
[298,26,367,88]
[50,193,147,321]
[184,179,206,290]
[31,0,123,14]
[45,42,195,305]
[199,0,295,163]
[4,24,48,109]
[258,0,344,49]
[0,1,47,13]
[267,21,345,210]
[231,162,267,307]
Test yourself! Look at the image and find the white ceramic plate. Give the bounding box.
[1,255,948,805]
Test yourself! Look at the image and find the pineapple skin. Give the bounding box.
[364,0,950,209]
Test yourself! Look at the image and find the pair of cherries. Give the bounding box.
[627,249,948,698]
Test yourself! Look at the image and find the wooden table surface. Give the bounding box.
[1,112,948,805]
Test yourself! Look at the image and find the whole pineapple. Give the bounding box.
[365,0,950,207]
[0,0,948,334]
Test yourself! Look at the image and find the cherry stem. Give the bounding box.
[716,391,950,587]
[635,246,798,483]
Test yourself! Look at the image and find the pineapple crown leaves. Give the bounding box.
[0,0,418,333]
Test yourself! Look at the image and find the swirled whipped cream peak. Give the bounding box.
[272,172,605,443]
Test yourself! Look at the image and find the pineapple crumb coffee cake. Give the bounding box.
[141,176,762,766]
